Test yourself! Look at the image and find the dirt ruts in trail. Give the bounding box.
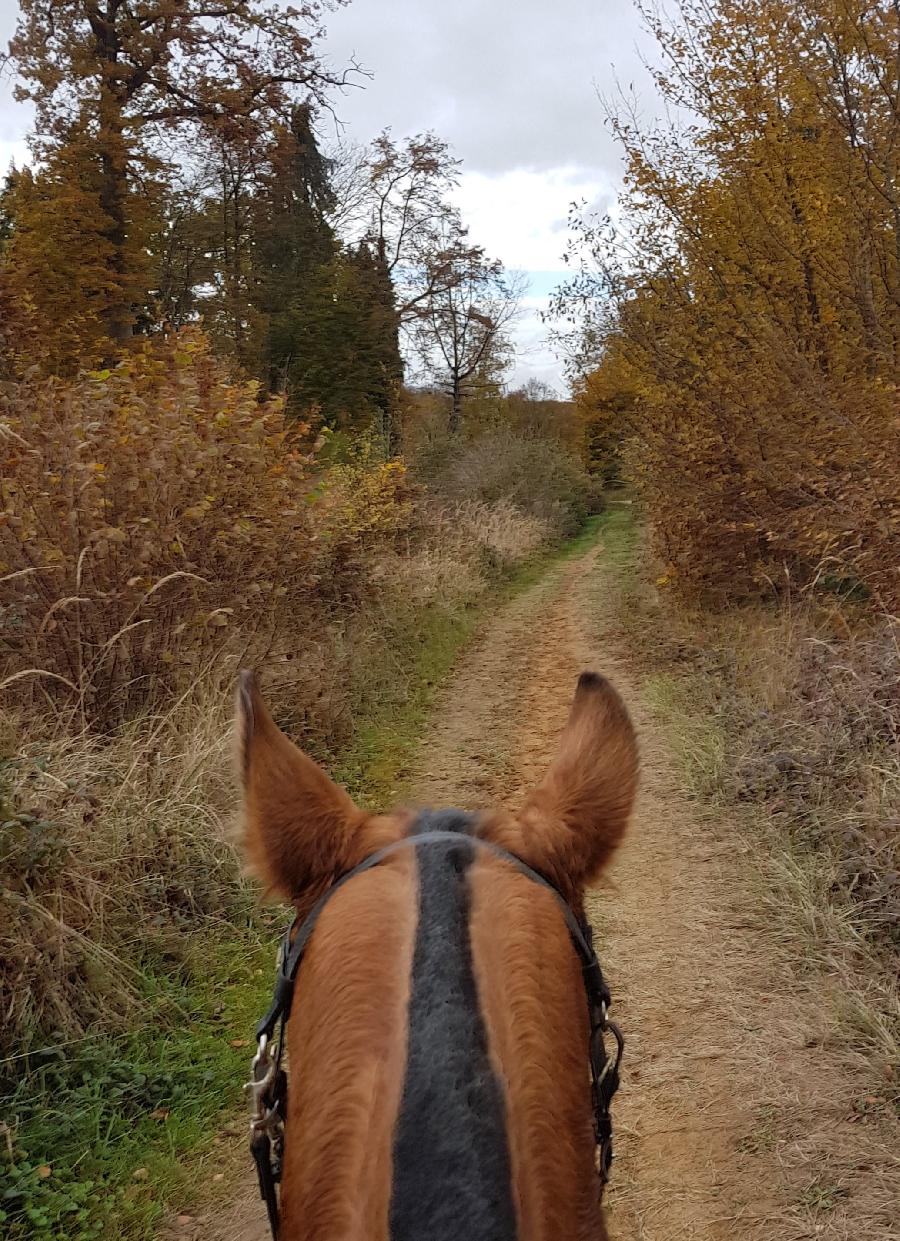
[174,531,898,1241]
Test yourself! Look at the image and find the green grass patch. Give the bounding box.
[333,519,605,807]
[588,499,726,799]
[332,603,480,805]
[1,935,274,1240]
[642,672,727,800]
[591,499,639,569]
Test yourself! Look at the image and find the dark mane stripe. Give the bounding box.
[389,809,517,1241]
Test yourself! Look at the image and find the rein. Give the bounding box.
[247,829,625,1239]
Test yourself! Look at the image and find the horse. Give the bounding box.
[236,667,638,1241]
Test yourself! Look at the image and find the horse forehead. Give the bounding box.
[409,806,478,837]
[390,804,517,1240]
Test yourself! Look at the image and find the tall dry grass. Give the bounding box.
[0,329,412,731]
[0,685,244,1049]
[0,501,556,1057]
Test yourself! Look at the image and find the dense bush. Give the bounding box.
[415,426,596,537]
[566,0,900,607]
[0,331,412,730]
[0,332,568,1063]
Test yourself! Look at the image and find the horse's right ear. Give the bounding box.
[235,671,363,901]
[487,673,638,895]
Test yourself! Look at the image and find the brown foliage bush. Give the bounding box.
[0,330,563,1053]
[0,330,413,729]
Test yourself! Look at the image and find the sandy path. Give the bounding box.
[172,530,898,1241]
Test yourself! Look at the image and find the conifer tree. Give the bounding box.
[283,243,403,441]
[252,105,338,391]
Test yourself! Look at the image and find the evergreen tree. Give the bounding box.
[191,119,265,368]
[284,243,403,441]
[7,0,346,349]
[252,105,337,390]
[0,169,17,251]
[348,242,404,451]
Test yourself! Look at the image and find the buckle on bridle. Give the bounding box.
[588,988,624,1187]
[248,1035,274,1113]
[247,1033,286,1237]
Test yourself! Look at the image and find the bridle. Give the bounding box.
[247,828,625,1240]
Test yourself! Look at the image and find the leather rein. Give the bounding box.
[247,829,625,1239]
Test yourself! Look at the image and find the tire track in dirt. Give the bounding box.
[172,531,898,1240]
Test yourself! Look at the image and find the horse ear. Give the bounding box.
[493,673,638,894]
[235,670,364,901]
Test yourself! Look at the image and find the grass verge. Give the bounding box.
[331,515,605,806]
[592,497,899,1083]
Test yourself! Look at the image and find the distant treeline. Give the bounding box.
[0,0,522,444]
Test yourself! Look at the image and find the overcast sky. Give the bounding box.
[0,0,661,391]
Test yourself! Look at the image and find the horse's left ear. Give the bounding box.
[235,670,364,901]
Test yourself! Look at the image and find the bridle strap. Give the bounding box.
[250,1124,281,1235]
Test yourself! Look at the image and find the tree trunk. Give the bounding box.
[97,83,133,347]
[448,376,462,434]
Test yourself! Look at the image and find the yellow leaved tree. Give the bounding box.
[563,0,900,605]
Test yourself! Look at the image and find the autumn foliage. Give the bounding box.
[567,0,900,606]
[0,326,578,1070]
[0,331,413,728]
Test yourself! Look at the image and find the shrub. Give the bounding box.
[0,345,565,1059]
[0,325,572,1072]
[0,331,575,1236]
[416,426,595,537]
[0,331,413,729]
[565,1,900,609]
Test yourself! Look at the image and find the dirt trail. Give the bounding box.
[175,528,898,1241]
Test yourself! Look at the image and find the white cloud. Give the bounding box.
[451,166,613,271]
[444,167,619,389]
[320,0,659,176]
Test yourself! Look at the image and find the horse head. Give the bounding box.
[237,669,638,1241]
